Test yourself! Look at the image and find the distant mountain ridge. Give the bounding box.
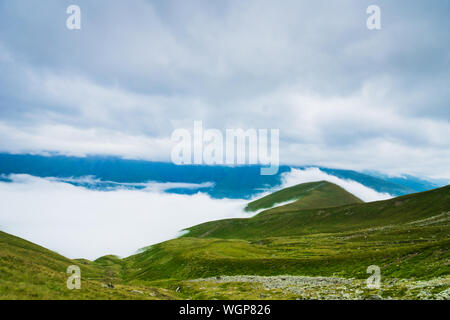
[0,153,442,198]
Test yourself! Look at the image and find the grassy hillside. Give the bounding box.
[185,185,450,239]
[125,229,449,281]
[245,181,362,213]
[1,183,449,300]
[124,185,449,286]
[0,231,177,300]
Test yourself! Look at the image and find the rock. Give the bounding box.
[417,291,431,299]
[435,288,450,300]
[130,290,143,294]
[367,294,382,300]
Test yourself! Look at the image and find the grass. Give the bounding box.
[0,183,449,299]
[0,231,177,300]
[124,228,449,282]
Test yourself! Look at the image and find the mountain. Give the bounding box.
[125,185,449,288]
[186,186,450,239]
[365,171,443,193]
[185,185,450,240]
[0,182,449,299]
[245,181,362,213]
[319,167,441,194]
[0,153,441,198]
[0,231,176,299]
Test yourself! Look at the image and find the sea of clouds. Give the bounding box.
[0,168,392,260]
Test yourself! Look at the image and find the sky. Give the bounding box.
[0,0,449,179]
[0,168,391,259]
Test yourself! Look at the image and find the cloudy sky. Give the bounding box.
[0,0,449,179]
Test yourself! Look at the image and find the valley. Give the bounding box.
[0,181,449,300]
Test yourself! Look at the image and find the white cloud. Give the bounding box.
[0,121,172,161]
[0,175,248,260]
[2,73,450,179]
[280,167,392,202]
[0,1,449,180]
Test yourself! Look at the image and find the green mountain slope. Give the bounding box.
[185,185,450,239]
[0,231,176,299]
[125,185,449,284]
[125,229,449,282]
[245,181,362,213]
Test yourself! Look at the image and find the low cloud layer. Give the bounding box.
[0,175,247,259]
